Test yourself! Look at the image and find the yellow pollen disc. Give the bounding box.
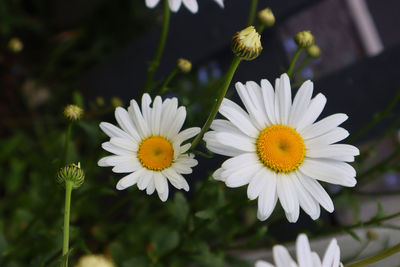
[256,125,305,173]
[137,136,174,171]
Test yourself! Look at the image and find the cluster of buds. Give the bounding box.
[63,104,83,121]
[232,26,262,61]
[56,163,85,189]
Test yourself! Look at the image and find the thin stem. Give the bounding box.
[256,24,265,34]
[144,0,170,93]
[158,68,178,95]
[62,181,73,267]
[345,243,400,267]
[247,0,258,26]
[190,56,242,151]
[287,47,303,78]
[61,122,72,167]
[292,56,311,77]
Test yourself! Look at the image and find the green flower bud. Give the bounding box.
[294,30,315,48]
[177,58,192,73]
[57,163,85,189]
[258,8,275,28]
[63,104,83,121]
[232,26,262,61]
[96,97,105,107]
[306,44,321,58]
[111,97,123,108]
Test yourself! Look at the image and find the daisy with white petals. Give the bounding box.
[204,73,359,222]
[255,233,343,267]
[98,94,200,202]
[145,0,224,13]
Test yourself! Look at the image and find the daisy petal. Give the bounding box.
[154,172,169,201]
[99,122,132,139]
[301,113,348,140]
[215,132,255,152]
[273,245,296,267]
[306,144,360,159]
[305,127,349,148]
[115,107,141,141]
[116,168,146,190]
[277,173,300,223]
[145,0,160,8]
[182,0,198,13]
[298,174,334,213]
[261,78,277,124]
[277,73,292,125]
[296,234,313,267]
[168,0,182,12]
[257,169,278,221]
[296,93,327,131]
[289,80,313,128]
[255,260,274,267]
[292,174,320,220]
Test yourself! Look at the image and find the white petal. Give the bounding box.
[296,93,327,131]
[173,127,200,145]
[165,106,186,139]
[116,168,146,190]
[137,172,153,190]
[223,164,261,188]
[219,98,259,138]
[102,142,131,156]
[141,93,152,123]
[301,114,348,140]
[115,107,141,142]
[179,143,191,154]
[212,167,225,182]
[273,245,296,267]
[151,96,162,135]
[305,127,349,148]
[128,99,151,138]
[306,144,359,159]
[288,80,313,128]
[255,261,274,267]
[292,174,320,220]
[248,169,267,200]
[300,159,357,187]
[112,158,141,173]
[296,234,313,267]
[154,172,169,201]
[160,98,177,133]
[110,137,138,151]
[168,0,182,12]
[145,0,160,8]
[146,178,156,195]
[256,169,278,221]
[311,252,323,267]
[162,168,189,191]
[215,132,255,152]
[276,73,292,125]
[322,239,340,267]
[204,132,244,157]
[298,174,334,213]
[277,173,300,223]
[182,0,198,13]
[261,79,277,124]
[98,155,130,167]
[210,119,243,136]
[222,153,259,171]
[99,122,132,140]
[213,0,224,8]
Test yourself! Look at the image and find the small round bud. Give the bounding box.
[64,104,83,121]
[57,163,85,189]
[306,45,321,58]
[177,58,192,73]
[96,97,105,107]
[232,26,262,60]
[75,254,115,267]
[111,97,123,108]
[367,231,377,240]
[8,37,23,53]
[294,30,314,48]
[257,8,275,28]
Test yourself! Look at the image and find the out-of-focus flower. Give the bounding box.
[96,97,105,107]
[98,94,200,202]
[255,234,343,267]
[8,37,23,53]
[64,104,84,121]
[232,26,262,60]
[145,0,224,14]
[75,254,115,267]
[294,30,315,48]
[177,58,192,73]
[111,97,123,108]
[307,45,321,58]
[204,73,359,222]
[258,8,275,28]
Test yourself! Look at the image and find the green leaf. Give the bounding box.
[344,229,361,242]
[167,192,189,227]
[151,228,180,257]
[195,209,215,220]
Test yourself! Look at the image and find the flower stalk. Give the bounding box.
[247,0,259,26]
[287,47,303,78]
[62,180,73,267]
[144,0,171,92]
[159,68,178,94]
[190,56,241,150]
[345,243,400,267]
[61,122,72,167]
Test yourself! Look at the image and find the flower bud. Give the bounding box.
[63,104,83,121]
[232,26,262,60]
[294,30,314,48]
[96,97,105,107]
[111,97,123,108]
[306,44,321,58]
[57,163,85,189]
[257,8,275,28]
[367,231,377,240]
[177,58,192,73]
[8,37,23,53]
[75,254,115,267]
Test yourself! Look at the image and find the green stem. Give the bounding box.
[247,0,258,26]
[144,0,170,93]
[287,47,303,78]
[190,56,242,151]
[62,181,73,267]
[61,123,72,167]
[292,56,311,77]
[257,24,265,34]
[158,68,178,95]
[345,243,400,267]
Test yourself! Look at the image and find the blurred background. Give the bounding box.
[1,0,400,266]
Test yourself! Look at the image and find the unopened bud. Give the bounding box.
[232,26,262,60]
[294,30,314,48]
[64,104,83,121]
[177,58,192,73]
[111,97,123,108]
[57,163,85,189]
[367,231,377,240]
[96,97,105,107]
[258,8,275,28]
[8,38,23,53]
[75,254,115,267]
[306,45,321,58]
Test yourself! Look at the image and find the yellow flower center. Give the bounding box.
[137,136,174,171]
[256,125,305,173]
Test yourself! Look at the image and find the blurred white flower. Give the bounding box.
[204,73,359,222]
[145,0,224,13]
[75,254,115,267]
[98,94,199,202]
[255,234,343,267]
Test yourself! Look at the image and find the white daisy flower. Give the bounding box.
[145,0,224,14]
[204,73,359,222]
[255,233,343,267]
[98,94,200,202]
